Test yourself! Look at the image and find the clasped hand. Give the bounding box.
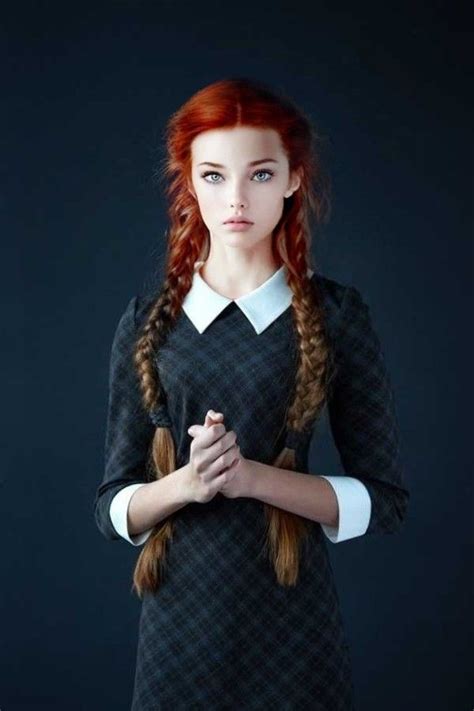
[186,410,247,502]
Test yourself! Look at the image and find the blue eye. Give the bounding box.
[253,169,274,182]
[200,169,275,183]
[201,172,222,183]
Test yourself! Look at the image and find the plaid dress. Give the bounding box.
[94,271,409,710]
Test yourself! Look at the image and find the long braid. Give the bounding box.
[262,205,335,587]
[130,270,195,598]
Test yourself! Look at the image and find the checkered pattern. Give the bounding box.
[326,286,409,536]
[93,272,409,710]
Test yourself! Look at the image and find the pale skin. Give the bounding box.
[186,411,339,528]
[127,126,339,537]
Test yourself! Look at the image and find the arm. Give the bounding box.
[239,460,340,527]
[110,483,153,545]
[238,285,408,543]
[325,285,410,537]
[238,462,371,543]
[93,295,191,543]
[109,468,192,546]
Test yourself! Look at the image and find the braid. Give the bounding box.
[262,208,335,587]
[133,290,169,412]
[131,262,201,598]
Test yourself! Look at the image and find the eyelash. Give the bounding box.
[200,169,275,184]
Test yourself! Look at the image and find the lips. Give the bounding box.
[224,219,253,224]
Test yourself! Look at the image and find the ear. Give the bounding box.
[284,167,302,198]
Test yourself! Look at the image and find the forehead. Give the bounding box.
[191,126,285,163]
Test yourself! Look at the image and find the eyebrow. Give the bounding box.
[197,158,279,168]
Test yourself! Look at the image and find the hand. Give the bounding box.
[184,409,243,503]
[187,410,247,500]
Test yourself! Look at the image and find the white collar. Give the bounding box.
[182,262,314,335]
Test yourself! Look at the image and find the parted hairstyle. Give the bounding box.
[131,77,335,598]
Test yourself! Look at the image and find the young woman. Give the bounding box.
[94,77,410,710]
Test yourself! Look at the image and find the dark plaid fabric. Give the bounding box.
[327,286,410,535]
[93,272,409,710]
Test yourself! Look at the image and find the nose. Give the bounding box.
[229,181,247,209]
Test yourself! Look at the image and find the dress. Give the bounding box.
[93,267,410,710]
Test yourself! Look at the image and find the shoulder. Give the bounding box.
[119,289,159,333]
[311,271,347,312]
[312,272,386,372]
[311,272,368,343]
[110,291,155,348]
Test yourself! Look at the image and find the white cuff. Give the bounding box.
[318,476,372,543]
[109,483,154,546]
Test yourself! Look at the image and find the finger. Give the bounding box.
[218,455,242,478]
[210,441,240,475]
[205,409,224,426]
[188,411,224,438]
[200,432,239,477]
[188,421,225,445]
[187,424,205,437]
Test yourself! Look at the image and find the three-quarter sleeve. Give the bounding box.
[93,295,156,541]
[109,483,154,545]
[318,475,372,543]
[326,285,410,538]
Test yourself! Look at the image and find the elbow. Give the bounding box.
[393,486,410,532]
[365,482,410,536]
[93,493,120,542]
[384,486,410,535]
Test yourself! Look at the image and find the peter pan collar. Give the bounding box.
[182,262,314,335]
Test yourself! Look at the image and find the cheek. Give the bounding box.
[261,187,285,215]
[194,191,223,229]
[196,187,220,214]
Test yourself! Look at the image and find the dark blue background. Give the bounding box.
[2,1,471,709]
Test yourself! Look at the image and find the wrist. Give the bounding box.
[239,457,255,498]
[176,462,195,504]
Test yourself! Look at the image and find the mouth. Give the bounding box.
[223,219,253,224]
